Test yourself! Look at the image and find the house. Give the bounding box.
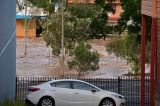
[16,0,45,38]
[0,0,16,102]
[16,15,36,38]
[141,0,160,106]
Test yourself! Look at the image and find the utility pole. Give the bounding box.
[24,0,28,55]
[61,0,65,78]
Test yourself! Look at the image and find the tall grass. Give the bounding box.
[0,100,25,106]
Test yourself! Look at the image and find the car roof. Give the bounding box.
[49,79,86,83]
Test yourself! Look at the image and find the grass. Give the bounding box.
[0,100,25,106]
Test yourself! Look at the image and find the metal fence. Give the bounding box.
[16,76,150,106]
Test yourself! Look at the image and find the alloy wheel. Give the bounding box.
[40,98,54,106]
[101,99,114,106]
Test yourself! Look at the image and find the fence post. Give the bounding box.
[118,76,120,94]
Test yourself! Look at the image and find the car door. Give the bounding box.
[71,81,100,106]
[50,81,73,106]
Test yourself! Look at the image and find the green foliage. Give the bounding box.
[116,0,141,34]
[29,0,116,40]
[67,4,100,19]
[28,0,50,9]
[41,12,91,56]
[0,100,24,106]
[116,0,152,35]
[68,41,99,78]
[67,3,114,39]
[29,0,116,75]
[89,0,115,39]
[29,0,67,13]
[106,36,124,58]
[28,0,54,13]
[123,32,141,75]
[106,32,150,75]
[111,0,152,75]
[90,16,108,39]
[67,3,113,39]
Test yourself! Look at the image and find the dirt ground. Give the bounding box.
[16,38,130,78]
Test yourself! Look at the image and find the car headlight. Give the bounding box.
[111,93,124,99]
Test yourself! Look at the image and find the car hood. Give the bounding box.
[98,90,115,95]
[97,90,124,99]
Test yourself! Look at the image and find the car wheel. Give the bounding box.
[100,98,116,106]
[38,97,55,106]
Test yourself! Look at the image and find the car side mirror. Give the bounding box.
[92,89,96,93]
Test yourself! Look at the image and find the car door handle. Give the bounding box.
[74,92,79,94]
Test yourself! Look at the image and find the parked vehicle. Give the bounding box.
[25,79,125,106]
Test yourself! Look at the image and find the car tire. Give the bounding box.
[38,96,55,106]
[99,98,116,106]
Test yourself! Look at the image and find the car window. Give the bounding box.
[50,81,71,89]
[72,81,99,91]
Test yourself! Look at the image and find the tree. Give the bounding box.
[16,0,42,55]
[67,4,100,19]
[37,2,101,77]
[106,0,152,75]
[106,36,124,58]
[30,0,116,40]
[116,0,141,34]
[89,0,115,40]
[67,1,115,39]
[68,41,99,78]
[116,0,151,35]
[107,32,150,75]
[28,0,67,14]
[41,11,91,56]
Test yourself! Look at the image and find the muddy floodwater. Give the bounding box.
[16,38,131,78]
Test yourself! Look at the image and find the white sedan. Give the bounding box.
[25,79,125,106]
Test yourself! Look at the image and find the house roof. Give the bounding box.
[16,15,32,19]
